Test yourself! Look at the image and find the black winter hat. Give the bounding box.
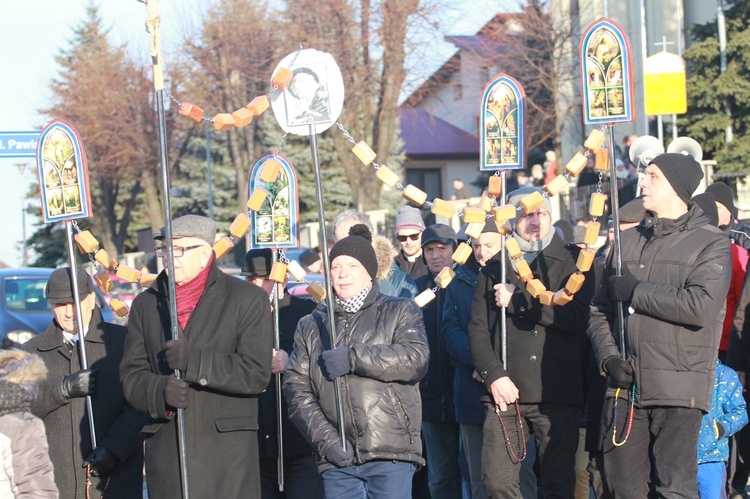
[421,224,457,249]
[692,192,719,227]
[648,153,704,204]
[46,267,93,305]
[706,182,735,216]
[240,249,273,277]
[328,224,378,280]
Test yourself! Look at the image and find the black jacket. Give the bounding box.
[283,282,429,472]
[414,272,454,423]
[588,205,732,411]
[120,260,273,499]
[468,234,595,407]
[394,251,429,281]
[24,307,149,499]
[258,293,317,459]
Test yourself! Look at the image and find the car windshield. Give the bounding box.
[4,277,50,311]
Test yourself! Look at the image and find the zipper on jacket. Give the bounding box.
[394,392,413,444]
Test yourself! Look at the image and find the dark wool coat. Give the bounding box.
[589,205,732,412]
[120,260,273,499]
[283,282,429,473]
[468,234,596,407]
[23,307,149,499]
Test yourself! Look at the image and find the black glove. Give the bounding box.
[325,441,354,467]
[604,356,634,389]
[321,347,351,381]
[165,339,191,372]
[61,369,96,399]
[164,377,189,409]
[608,266,639,303]
[83,446,119,477]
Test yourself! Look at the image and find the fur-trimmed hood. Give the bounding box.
[0,349,47,384]
[372,235,396,281]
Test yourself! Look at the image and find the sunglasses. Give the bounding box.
[396,233,420,242]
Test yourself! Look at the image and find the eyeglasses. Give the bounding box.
[396,233,420,242]
[154,244,205,258]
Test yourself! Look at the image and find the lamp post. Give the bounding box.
[14,162,29,267]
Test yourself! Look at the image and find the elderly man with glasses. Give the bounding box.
[120,215,273,499]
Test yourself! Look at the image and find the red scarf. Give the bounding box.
[175,255,213,331]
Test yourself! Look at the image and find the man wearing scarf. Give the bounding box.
[283,224,429,498]
[121,215,272,498]
[468,186,596,498]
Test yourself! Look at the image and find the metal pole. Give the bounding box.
[157,89,190,499]
[206,123,214,220]
[607,126,626,358]
[65,221,97,449]
[500,172,508,369]
[639,0,650,136]
[141,2,189,492]
[309,125,347,449]
[271,250,284,492]
[717,0,733,143]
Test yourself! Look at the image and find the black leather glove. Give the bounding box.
[604,356,634,389]
[164,377,189,409]
[83,446,119,477]
[325,441,354,467]
[608,266,639,303]
[321,347,352,381]
[165,339,191,372]
[61,369,96,399]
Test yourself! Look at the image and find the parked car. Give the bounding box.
[0,268,117,349]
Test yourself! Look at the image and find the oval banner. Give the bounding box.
[580,17,636,125]
[269,49,345,137]
[480,74,526,171]
[248,153,300,249]
[36,118,92,223]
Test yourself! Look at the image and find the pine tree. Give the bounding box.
[683,2,750,172]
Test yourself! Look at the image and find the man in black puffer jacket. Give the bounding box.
[589,153,732,498]
[283,224,429,498]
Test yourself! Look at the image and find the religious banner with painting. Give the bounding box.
[580,17,635,124]
[480,74,526,171]
[35,118,92,223]
[249,153,300,248]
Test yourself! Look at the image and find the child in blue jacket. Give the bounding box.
[697,359,748,498]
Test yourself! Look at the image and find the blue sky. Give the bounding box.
[0,0,500,267]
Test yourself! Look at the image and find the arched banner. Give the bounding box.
[36,118,92,223]
[480,74,526,171]
[248,153,300,249]
[580,18,636,124]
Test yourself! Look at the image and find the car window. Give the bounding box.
[4,278,50,311]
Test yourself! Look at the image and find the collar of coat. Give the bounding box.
[642,203,709,238]
[36,306,109,352]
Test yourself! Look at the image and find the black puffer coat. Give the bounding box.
[283,282,429,473]
[589,205,732,412]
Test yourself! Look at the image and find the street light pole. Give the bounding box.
[206,123,214,220]
[15,162,29,267]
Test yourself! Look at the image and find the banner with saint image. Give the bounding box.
[480,74,526,171]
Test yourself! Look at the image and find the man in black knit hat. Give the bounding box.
[283,224,429,498]
[589,153,732,497]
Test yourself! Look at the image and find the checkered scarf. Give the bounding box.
[335,283,372,314]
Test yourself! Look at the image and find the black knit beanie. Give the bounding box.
[706,182,735,216]
[691,192,719,227]
[648,153,703,204]
[329,224,378,280]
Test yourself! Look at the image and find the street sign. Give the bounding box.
[0,131,40,158]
